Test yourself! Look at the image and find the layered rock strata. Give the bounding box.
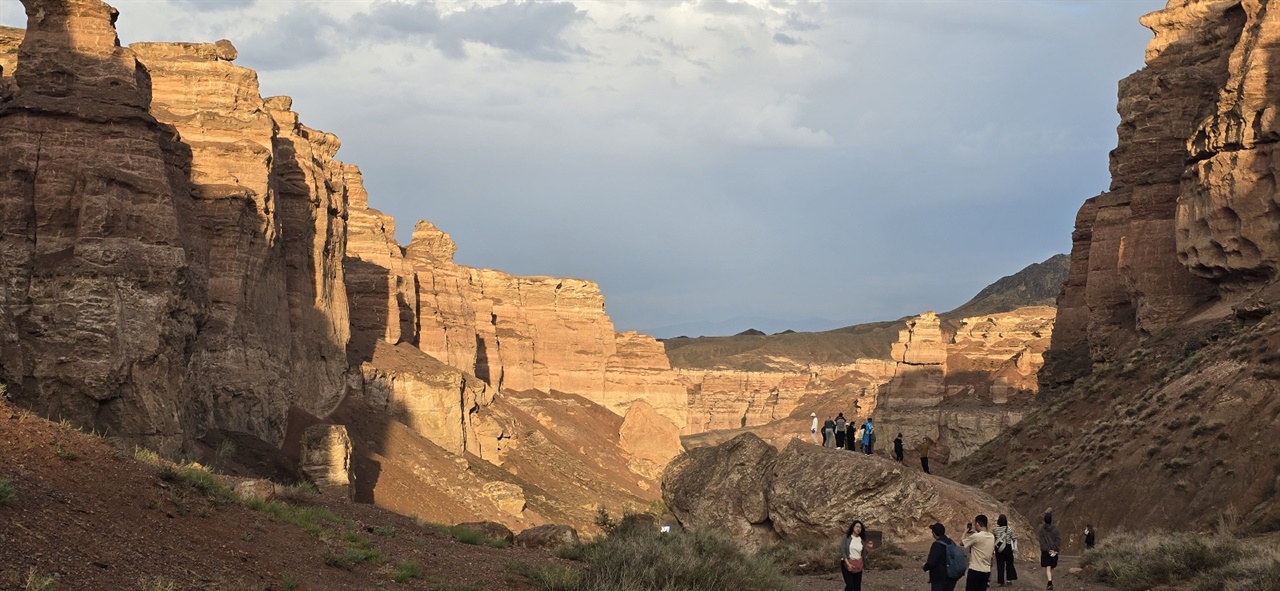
[1043,0,1244,387]
[0,0,207,453]
[663,433,1035,553]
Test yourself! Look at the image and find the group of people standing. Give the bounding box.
[812,412,876,454]
[838,511,1076,591]
[923,512,1066,591]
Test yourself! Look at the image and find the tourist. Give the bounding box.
[861,417,875,454]
[924,522,959,591]
[1084,524,1096,550]
[823,417,837,448]
[810,412,819,445]
[920,438,932,474]
[1038,513,1062,590]
[835,413,848,449]
[840,519,867,591]
[894,432,905,462]
[848,420,859,452]
[962,515,995,591]
[992,514,1019,587]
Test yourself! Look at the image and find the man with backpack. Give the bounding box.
[924,522,965,591]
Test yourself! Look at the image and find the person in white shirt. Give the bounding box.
[810,412,819,444]
[962,514,996,591]
[840,519,867,591]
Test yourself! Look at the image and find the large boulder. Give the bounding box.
[664,433,1034,553]
[515,524,579,549]
[661,431,779,548]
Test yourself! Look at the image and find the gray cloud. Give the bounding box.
[235,7,339,71]
[349,0,585,61]
[772,32,801,46]
[167,0,256,12]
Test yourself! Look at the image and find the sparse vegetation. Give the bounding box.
[137,576,176,591]
[155,462,233,500]
[23,569,56,591]
[392,560,423,583]
[0,477,15,505]
[374,525,397,537]
[243,498,342,536]
[280,575,299,591]
[431,523,510,548]
[52,442,78,461]
[757,538,840,575]
[544,525,794,591]
[506,561,583,591]
[1082,530,1280,591]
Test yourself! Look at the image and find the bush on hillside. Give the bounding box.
[1082,531,1280,591]
[549,526,794,591]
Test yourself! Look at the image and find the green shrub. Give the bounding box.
[373,525,396,537]
[244,498,342,535]
[506,562,583,591]
[1083,531,1255,591]
[0,477,15,505]
[24,569,56,591]
[566,526,794,591]
[155,463,232,500]
[137,576,176,591]
[435,524,509,548]
[392,560,422,583]
[756,538,840,575]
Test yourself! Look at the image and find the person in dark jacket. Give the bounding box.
[893,433,905,462]
[1084,524,1096,550]
[834,413,848,449]
[924,522,959,591]
[1038,513,1062,590]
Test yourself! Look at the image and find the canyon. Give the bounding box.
[0,0,1064,540]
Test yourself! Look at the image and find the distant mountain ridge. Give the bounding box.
[942,253,1069,320]
[663,254,1068,370]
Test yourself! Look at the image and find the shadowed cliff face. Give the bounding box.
[0,0,354,453]
[0,0,207,454]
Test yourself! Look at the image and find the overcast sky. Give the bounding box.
[1,0,1164,336]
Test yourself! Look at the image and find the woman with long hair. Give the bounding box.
[992,514,1018,586]
[841,520,867,591]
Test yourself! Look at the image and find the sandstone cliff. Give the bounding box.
[676,306,1054,464]
[953,0,1280,543]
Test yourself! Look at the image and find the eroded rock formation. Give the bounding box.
[664,433,1034,551]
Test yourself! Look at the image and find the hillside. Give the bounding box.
[0,400,569,590]
[941,253,1069,320]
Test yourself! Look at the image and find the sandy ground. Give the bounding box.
[791,554,1111,591]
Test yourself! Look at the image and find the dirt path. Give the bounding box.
[791,554,1110,591]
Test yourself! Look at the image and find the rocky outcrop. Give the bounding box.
[618,399,683,480]
[299,424,352,499]
[515,524,579,549]
[874,308,1052,462]
[664,433,1033,551]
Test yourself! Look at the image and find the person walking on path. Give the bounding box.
[894,433,905,462]
[1038,513,1062,590]
[920,438,932,474]
[992,514,1019,587]
[840,520,868,591]
[823,417,837,448]
[834,413,848,450]
[1084,524,1096,550]
[962,515,995,591]
[810,412,819,445]
[924,522,959,591]
[861,417,875,455]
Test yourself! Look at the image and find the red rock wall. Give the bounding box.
[1044,0,1246,387]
